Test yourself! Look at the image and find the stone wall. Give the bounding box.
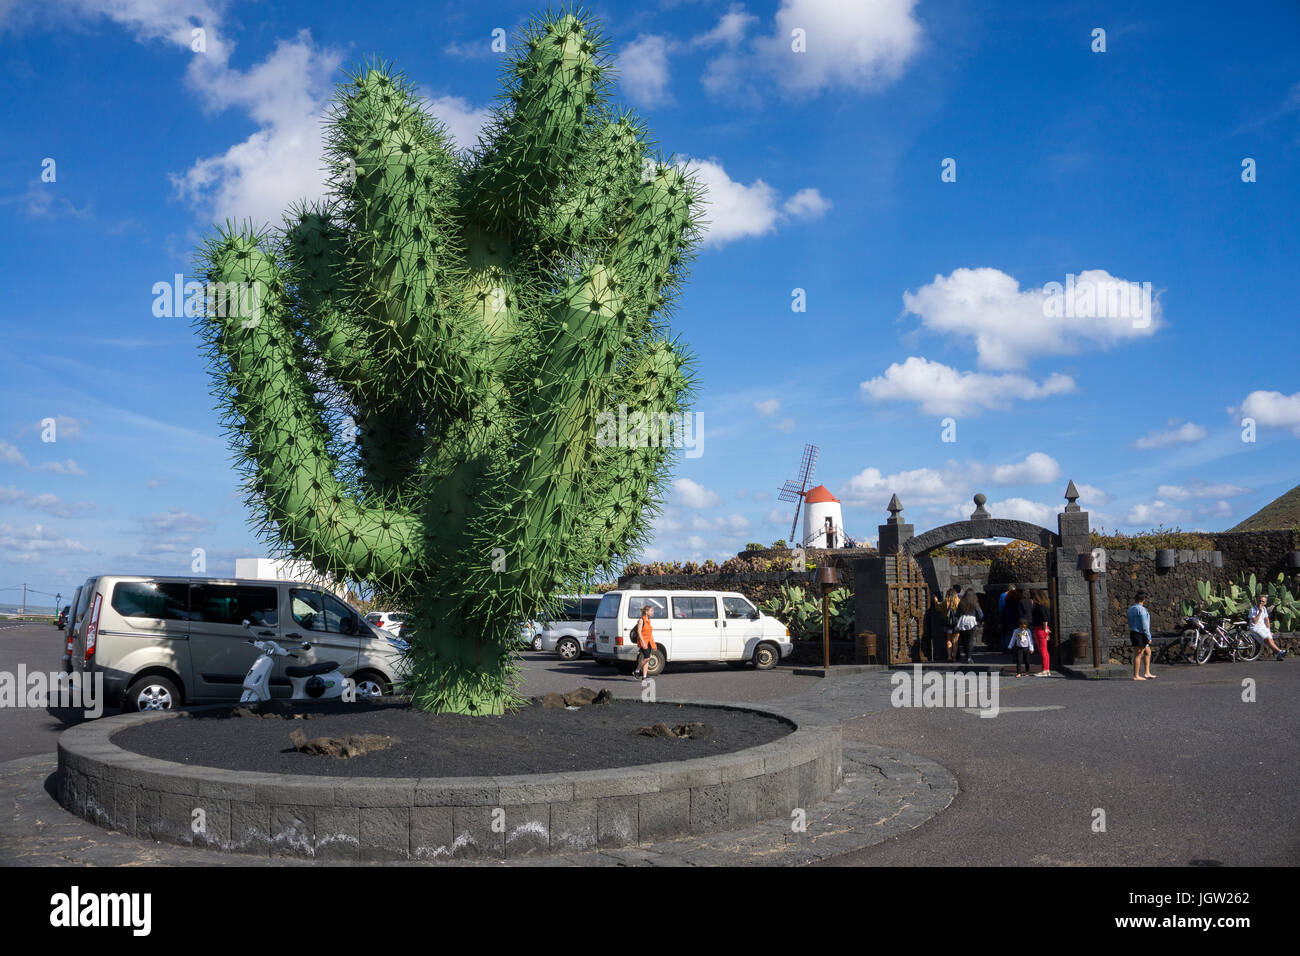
[1210,530,1299,582]
[615,568,851,610]
[1102,550,1219,641]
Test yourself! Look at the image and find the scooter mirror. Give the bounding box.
[241,619,252,631]
[301,641,312,650]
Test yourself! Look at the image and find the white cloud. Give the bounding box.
[693,5,758,49]
[0,486,95,518]
[620,35,673,107]
[0,522,88,564]
[979,498,1057,526]
[782,187,831,220]
[173,32,344,226]
[684,157,829,246]
[706,0,923,98]
[754,398,780,416]
[691,513,751,533]
[990,452,1061,486]
[841,465,956,508]
[1155,481,1250,502]
[141,508,214,536]
[0,441,26,466]
[1134,421,1207,449]
[773,417,796,433]
[424,93,492,152]
[1075,483,1110,506]
[1231,390,1300,437]
[673,478,723,509]
[37,460,87,475]
[860,357,1076,415]
[1125,500,1188,526]
[31,415,83,440]
[902,268,1162,371]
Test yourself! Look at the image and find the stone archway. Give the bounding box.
[852,485,1106,664]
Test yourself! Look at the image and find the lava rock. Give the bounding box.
[636,721,710,739]
[288,729,395,758]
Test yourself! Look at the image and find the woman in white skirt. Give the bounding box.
[1247,593,1288,661]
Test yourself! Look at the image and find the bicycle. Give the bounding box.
[1186,614,1260,664]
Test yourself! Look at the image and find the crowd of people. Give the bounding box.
[933,584,1054,676]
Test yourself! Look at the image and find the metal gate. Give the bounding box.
[886,553,930,663]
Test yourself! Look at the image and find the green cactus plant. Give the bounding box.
[196,11,703,714]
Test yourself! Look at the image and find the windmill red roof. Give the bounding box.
[803,485,839,504]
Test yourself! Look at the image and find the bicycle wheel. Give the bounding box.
[1234,629,1262,662]
[1194,634,1215,665]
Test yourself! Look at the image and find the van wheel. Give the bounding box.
[352,671,389,699]
[556,638,580,661]
[125,675,179,712]
[753,643,778,670]
[531,635,543,651]
[643,647,666,677]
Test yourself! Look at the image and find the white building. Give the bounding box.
[235,557,349,599]
[802,485,848,549]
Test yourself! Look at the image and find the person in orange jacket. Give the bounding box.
[632,604,657,678]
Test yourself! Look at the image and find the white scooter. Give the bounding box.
[239,620,353,704]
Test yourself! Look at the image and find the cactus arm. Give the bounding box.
[198,229,426,588]
[464,13,608,235]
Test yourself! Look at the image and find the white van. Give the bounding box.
[592,589,793,675]
[69,574,404,711]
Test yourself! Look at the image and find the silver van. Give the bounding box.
[70,574,403,711]
[537,594,603,660]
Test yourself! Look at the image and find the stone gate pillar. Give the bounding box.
[1054,480,1108,651]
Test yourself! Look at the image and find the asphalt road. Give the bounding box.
[818,663,1300,866]
[4,622,1296,866]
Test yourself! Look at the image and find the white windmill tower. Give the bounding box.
[802,485,847,549]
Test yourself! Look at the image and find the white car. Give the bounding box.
[592,589,793,675]
[365,611,408,636]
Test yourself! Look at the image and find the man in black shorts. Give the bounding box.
[1127,590,1154,681]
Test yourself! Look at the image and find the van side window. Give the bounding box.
[111,582,190,621]
[626,596,666,619]
[76,580,96,619]
[723,597,756,619]
[191,584,279,626]
[291,589,356,634]
[580,598,601,621]
[559,599,582,621]
[673,596,718,619]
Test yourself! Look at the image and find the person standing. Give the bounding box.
[1000,587,1022,660]
[1009,617,1034,677]
[1248,593,1288,661]
[631,604,657,678]
[1031,589,1052,675]
[1127,591,1155,680]
[944,590,962,662]
[955,589,983,663]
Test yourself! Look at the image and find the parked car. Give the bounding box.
[56,605,71,629]
[537,595,603,660]
[69,574,404,711]
[365,611,408,636]
[592,589,793,675]
[61,586,83,675]
[584,621,596,659]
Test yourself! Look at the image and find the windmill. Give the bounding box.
[777,443,819,544]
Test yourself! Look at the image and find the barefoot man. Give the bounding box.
[1128,591,1155,681]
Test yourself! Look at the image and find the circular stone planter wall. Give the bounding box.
[57,703,842,861]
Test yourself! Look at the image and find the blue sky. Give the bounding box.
[2,0,1298,606]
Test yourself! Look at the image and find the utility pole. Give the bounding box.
[20,583,26,615]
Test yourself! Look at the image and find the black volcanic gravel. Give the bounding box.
[112,698,793,777]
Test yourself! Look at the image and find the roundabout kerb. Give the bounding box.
[56,701,842,860]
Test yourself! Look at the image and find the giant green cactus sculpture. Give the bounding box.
[196,11,703,714]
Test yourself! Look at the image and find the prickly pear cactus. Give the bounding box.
[196,11,703,714]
